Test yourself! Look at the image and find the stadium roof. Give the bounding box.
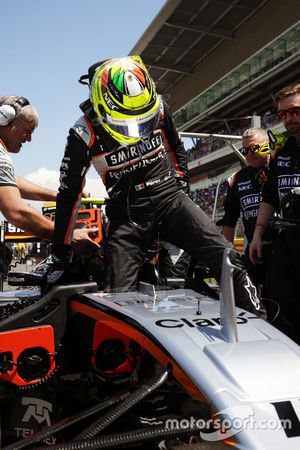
[131,0,300,133]
[131,0,270,96]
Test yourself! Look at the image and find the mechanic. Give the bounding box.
[0,95,97,253]
[218,127,274,294]
[53,56,259,311]
[250,83,300,343]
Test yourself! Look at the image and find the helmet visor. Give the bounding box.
[105,108,160,139]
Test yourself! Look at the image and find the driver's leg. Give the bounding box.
[159,193,260,312]
[104,218,154,292]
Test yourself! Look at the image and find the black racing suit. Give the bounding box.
[220,166,274,289]
[262,136,300,343]
[53,98,259,311]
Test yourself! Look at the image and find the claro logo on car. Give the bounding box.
[155,313,256,328]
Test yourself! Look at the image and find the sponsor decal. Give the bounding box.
[21,397,52,426]
[243,209,258,220]
[103,91,118,110]
[240,193,261,209]
[5,223,27,234]
[61,161,69,170]
[238,180,252,192]
[73,123,89,136]
[155,312,253,328]
[59,170,67,182]
[135,183,145,191]
[59,182,68,191]
[13,427,57,444]
[277,156,292,168]
[278,161,291,167]
[106,134,162,167]
[108,152,164,180]
[114,298,152,307]
[244,275,260,310]
[278,174,300,189]
[277,174,300,201]
[4,222,36,240]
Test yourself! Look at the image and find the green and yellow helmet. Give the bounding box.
[90,56,161,144]
[267,130,287,156]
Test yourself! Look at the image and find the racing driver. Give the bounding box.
[53,56,259,311]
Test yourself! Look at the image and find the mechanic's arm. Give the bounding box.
[0,185,54,240]
[250,154,278,264]
[249,202,275,264]
[16,176,57,201]
[222,225,235,243]
[0,184,97,249]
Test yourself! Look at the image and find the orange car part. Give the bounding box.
[0,325,56,387]
[70,299,206,402]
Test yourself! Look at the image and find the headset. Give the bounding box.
[0,97,30,126]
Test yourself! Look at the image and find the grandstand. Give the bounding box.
[130,0,300,235]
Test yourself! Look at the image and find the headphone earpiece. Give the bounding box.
[0,97,30,126]
[0,105,17,126]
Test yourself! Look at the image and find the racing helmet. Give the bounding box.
[90,56,161,144]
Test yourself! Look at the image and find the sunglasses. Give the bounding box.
[239,143,270,156]
[276,106,300,120]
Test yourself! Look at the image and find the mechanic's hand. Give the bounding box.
[249,234,263,265]
[71,227,100,255]
[81,190,90,198]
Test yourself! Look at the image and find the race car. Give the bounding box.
[0,249,299,449]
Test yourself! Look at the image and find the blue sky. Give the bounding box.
[1,0,166,199]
